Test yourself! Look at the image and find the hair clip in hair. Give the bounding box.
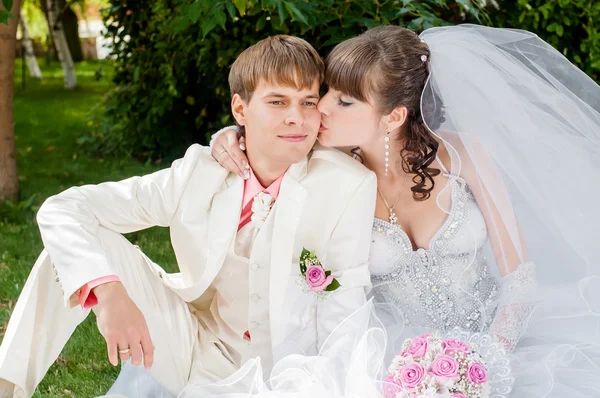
[421,54,428,62]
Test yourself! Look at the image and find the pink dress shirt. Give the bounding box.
[76,169,284,309]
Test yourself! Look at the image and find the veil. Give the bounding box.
[419,24,600,397]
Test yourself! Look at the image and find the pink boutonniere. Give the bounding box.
[296,248,341,301]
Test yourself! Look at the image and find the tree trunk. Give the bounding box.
[39,0,54,65]
[46,0,76,89]
[40,0,83,63]
[19,10,43,79]
[0,0,22,202]
[61,1,83,62]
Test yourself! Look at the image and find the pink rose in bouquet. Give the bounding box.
[467,362,488,384]
[398,363,426,390]
[383,332,490,398]
[442,338,470,355]
[430,355,459,379]
[382,374,403,397]
[406,337,428,358]
[452,392,468,398]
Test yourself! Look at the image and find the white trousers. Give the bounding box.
[0,228,238,398]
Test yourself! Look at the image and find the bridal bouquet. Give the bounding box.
[383,332,489,398]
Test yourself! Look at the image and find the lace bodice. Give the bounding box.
[369,173,501,333]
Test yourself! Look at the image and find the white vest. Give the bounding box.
[195,218,273,368]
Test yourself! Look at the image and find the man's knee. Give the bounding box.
[0,379,16,398]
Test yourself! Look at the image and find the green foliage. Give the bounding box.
[21,0,48,40]
[0,0,15,25]
[90,0,483,160]
[0,194,38,223]
[494,0,600,81]
[325,278,341,292]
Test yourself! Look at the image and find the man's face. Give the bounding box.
[232,78,321,167]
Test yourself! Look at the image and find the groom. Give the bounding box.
[0,35,376,397]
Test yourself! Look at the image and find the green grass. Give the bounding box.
[1,59,179,397]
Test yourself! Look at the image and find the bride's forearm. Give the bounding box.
[489,261,537,352]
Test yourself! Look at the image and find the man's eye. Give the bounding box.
[270,101,284,105]
[304,101,317,107]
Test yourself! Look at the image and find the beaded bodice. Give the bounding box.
[369,174,500,333]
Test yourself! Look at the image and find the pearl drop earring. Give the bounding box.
[384,131,391,176]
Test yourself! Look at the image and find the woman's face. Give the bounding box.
[317,88,385,148]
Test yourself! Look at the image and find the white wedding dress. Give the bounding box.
[367,163,599,397]
[370,161,505,335]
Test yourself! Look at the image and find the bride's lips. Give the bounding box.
[278,134,308,143]
[319,123,328,132]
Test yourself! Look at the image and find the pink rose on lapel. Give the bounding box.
[306,264,334,292]
[297,248,341,300]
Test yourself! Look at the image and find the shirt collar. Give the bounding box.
[242,168,284,209]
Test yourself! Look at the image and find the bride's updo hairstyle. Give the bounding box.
[326,25,441,201]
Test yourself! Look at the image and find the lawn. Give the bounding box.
[1,59,180,397]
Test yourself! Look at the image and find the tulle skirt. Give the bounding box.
[107,278,600,398]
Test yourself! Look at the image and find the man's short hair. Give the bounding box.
[229,35,324,102]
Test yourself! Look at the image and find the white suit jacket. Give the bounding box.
[36,143,377,351]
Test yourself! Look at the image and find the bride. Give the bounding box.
[201,24,600,397]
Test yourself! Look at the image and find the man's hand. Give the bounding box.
[93,282,155,369]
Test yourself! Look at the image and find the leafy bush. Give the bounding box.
[0,194,38,223]
[493,0,600,81]
[88,0,484,160]
[0,0,14,25]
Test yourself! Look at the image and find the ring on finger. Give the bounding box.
[119,348,131,355]
[217,147,227,157]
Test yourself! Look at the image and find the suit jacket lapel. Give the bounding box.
[268,157,309,342]
[189,173,244,299]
